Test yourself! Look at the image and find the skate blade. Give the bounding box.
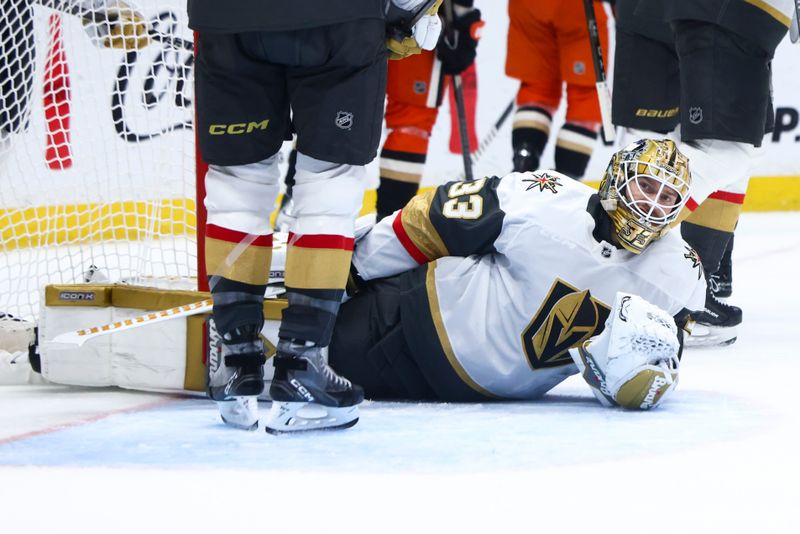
[217,397,259,431]
[685,324,738,348]
[264,401,359,434]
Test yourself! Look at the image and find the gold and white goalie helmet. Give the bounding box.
[598,139,691,254]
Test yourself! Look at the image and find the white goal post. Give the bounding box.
[0,0,207,332]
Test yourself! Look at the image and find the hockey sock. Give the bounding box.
[554,123,597,179]
[681,222,733,276]
[511,106,550,172]
[376,177,419,221]
[378,142,427,221]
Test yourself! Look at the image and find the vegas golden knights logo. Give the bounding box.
[521,279,610,369]
[683,246,703,279]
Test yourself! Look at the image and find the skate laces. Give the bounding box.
[321,361,352,389]
[279,340,353,390]
[707,291,735,313]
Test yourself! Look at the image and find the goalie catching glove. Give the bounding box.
[386,0,444,60]
[569,292,680,410]
[81,0,150,50]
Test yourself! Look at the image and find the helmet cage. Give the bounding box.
[616,158,689,229]
[598,139,692,254]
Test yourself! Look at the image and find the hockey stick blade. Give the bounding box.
[50,299,213,346]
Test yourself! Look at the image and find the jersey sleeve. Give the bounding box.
[353,176,505,280]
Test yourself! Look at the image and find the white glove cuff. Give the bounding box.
[414,15,442,51]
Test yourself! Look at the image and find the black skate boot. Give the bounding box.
[687,287,742,347]
[207,324,267,430]
[264,340,364,434]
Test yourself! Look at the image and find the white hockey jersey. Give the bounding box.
[352,171,706,400]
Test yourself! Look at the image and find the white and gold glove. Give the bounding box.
[81,0,150,50]
[569,292,680,410]
[386,0,443,60]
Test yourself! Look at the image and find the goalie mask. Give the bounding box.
[598,139,691,254]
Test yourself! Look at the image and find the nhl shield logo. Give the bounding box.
[688,106,703,124]
[335,111,353,131]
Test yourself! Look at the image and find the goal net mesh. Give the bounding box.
[1,0,198,323]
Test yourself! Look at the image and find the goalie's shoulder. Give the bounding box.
[504,170,588,195]
[499,170,593,213]
[637,232,706,313]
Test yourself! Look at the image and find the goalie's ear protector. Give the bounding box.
[569,292,680,410]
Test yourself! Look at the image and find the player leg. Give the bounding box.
[557,85,600,180]
[610,24,681,138]
[552,0,608,179]
[712,233,734,299]
[377,50,441,221]
[195,31,289,429]
[679,181,746,345]
[672,20,774,345]
[506,0,561,172]
[262,19,387,432]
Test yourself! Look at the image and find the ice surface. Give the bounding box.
[2,2,799,530]
[1,213,799,533]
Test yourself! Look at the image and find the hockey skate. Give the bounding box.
[264,340,363,434]
[686,288,742,347]
[207,325,267,431]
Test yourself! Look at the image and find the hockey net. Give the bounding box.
[0,0,200,350]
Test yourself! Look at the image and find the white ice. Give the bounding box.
[1,212,799,533]
[3,3,800,532]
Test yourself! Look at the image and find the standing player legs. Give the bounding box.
[377,50,440,220]
[204,156,282,429]
[556,85,599,179]
[266,154,366,432]
[552,0,607,179]
[506,0,560,172]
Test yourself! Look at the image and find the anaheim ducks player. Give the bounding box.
[323,139,705,406]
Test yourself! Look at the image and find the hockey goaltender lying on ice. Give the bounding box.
[2,139,708,431]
